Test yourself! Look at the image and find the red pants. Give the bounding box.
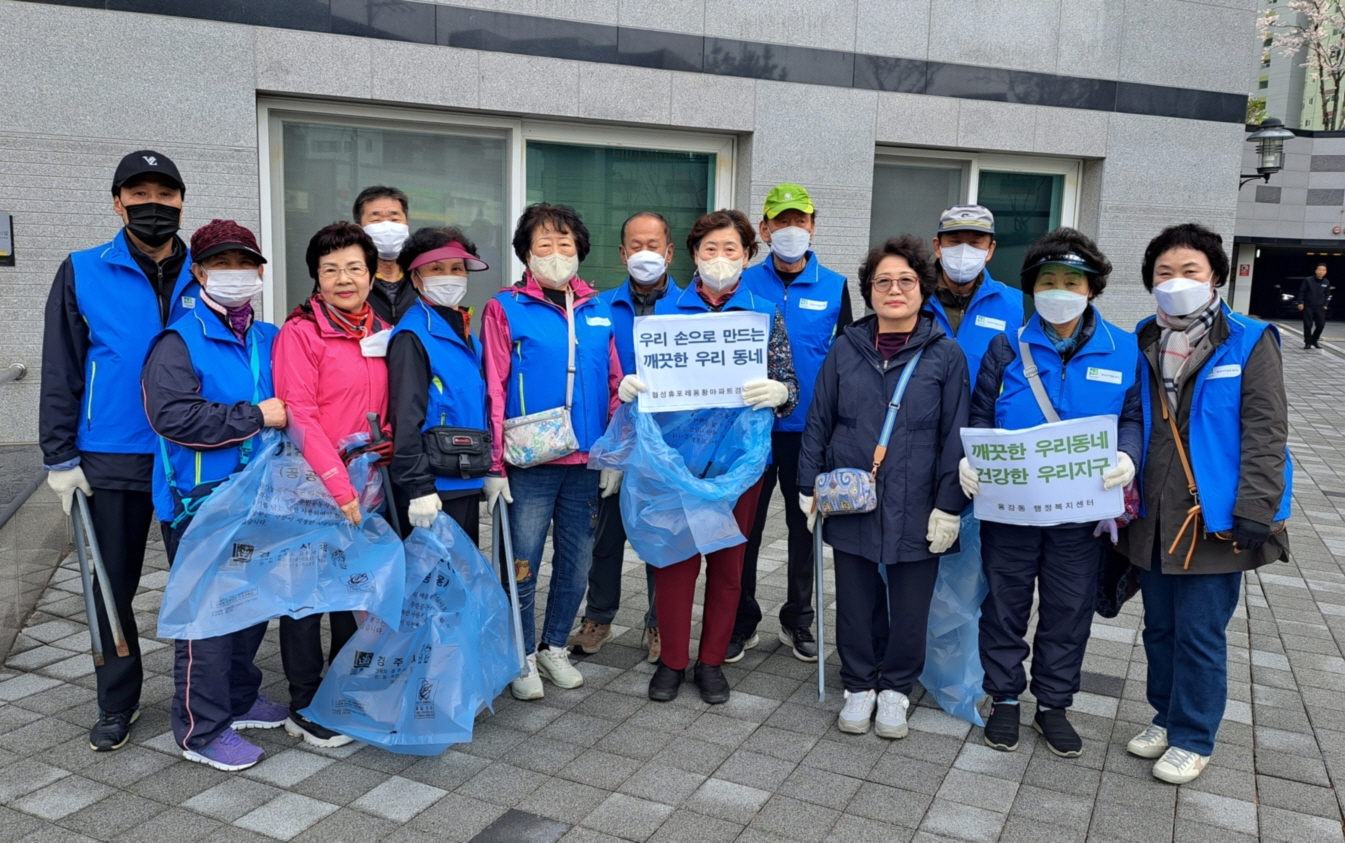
[653,479,764,670]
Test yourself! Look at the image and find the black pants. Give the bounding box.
[393,487,482,547]
[86,488,154,714]
[584,493,656,627]
[978,521,1103,709]
[833,550,939,694]
[1303,306,1327,347]
[735,431,814,638]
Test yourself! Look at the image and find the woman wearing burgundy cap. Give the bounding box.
[387,227,491,543]
[140,219,290,771]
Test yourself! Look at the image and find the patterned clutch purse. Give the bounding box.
[503,408,578,468]
[814,468,878,515]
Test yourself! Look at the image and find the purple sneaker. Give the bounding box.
[233,695,288,730]
[183,728,263,771]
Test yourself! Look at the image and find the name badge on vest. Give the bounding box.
[181,296,195,309]
[1085,367,1122,385]
[586,315,611,326]
[799,298,828,311]
[974,315,1006,331]
[1207,364,1242,380]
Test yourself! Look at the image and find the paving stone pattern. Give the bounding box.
[3,337,1345,841]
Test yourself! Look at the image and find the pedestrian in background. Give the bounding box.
[798,235,968,739]
[1122,223,1292,784]
[1297,262,1330,350]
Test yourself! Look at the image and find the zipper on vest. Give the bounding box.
[86,360,97,424]
[194,451,202,486]
[514,341,526,415]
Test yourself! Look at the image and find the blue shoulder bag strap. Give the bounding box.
[870,347,924,474]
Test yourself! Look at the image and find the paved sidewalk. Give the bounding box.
[2,338,1345,842]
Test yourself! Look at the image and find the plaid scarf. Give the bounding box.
[1156,293,1220,409]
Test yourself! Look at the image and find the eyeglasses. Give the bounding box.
[873,277,918,292]
[318,264,370,281]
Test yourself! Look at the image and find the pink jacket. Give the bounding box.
[481,273,622,475]
[272,303,390,505]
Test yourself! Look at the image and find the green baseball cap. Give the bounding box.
[763,183,815,218]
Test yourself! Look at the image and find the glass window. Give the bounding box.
[869,158,968,246]
[278,121,509,316]
[525,141,715,291]
[977,170,1063,291]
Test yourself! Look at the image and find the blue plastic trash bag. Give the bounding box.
[303,514,521,754]
[919,509,988,725]
[589,403,772,567]
[157,431,407,640]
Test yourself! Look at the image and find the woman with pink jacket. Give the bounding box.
[271,221,391,748]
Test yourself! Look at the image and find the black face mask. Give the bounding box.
[124,202,181,248]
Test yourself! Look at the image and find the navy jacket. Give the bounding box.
[799,314,970,565]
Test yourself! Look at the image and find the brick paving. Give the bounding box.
[3,331,1345,841]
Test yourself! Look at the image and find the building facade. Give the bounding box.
[0,0,1255,446]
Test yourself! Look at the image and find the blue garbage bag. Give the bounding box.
[919,509,988,725]
[157,431,407,640]
[589,403,772,567]
[302,514,521,754]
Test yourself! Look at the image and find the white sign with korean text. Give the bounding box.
[961,415,1124,526]
[633,311,770,412]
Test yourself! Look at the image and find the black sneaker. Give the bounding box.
[694,662,731,704]
[778,626,819,662]
[723,632,758,664]
[982,700,1020,752]
[648,661,685,702]
[284,712,354,748]
[89,707,140,752]
[1033,708,1083,758]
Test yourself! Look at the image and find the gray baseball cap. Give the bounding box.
[937,204,995,236]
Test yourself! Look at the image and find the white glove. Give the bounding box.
[799,493,816,533]
[1102,452,1135,490]
[926,508,961,555]
[618,375,648,403]
[599,468,623,498]
[47,466,92,516]
[484,476,513,513]
[408,493,442,529]
[958,457,980,499]
[742,378,789,410]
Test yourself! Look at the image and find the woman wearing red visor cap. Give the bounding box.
[387,228,491,543]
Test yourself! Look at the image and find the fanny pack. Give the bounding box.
[814,348,923,516]
[503,289,581,468]
[423,426,493,479]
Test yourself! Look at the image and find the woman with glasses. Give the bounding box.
[797,235,969,739]
[270,222,392,748]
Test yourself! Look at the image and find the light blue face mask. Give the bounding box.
[768,226,811,263]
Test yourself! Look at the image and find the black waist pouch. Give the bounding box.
[423,426,493,479]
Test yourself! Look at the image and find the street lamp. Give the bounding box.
[1240,118,1296,189]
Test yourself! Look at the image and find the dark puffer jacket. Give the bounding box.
[798,313,970,565]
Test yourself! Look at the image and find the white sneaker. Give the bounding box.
[511,653,544,700]
[536,646,584,689]
[1152,746,1209,784]
[837,690,876,734]
[875,690,910,739]
[1127,723,1169,759]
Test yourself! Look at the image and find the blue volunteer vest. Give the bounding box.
[391,299,488,492]
[740,252,847,432]
[599,274,683,377]
[995,308,1139,431]
[1137,307,1293,531]
[925,271,1024,392]
[494,288,615,453]
[151,310,278,522]
[70,231,197,454]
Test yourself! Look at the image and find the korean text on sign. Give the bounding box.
[960,415,1124,526]
[632,311,770,412]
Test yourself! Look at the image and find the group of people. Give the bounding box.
[40,150,1291,788]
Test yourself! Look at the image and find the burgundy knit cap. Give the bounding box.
[190,219,267,263]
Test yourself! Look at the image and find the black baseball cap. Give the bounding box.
[111,150,184,195]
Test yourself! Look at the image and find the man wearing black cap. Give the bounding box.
[40,150,197,751]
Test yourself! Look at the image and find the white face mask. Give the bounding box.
[1033,289,1089,326]
[768,226,811,264]
[529,253,579,289]
[359,329,391,358]
[204,269,263,307]
[940,243,990,284]
[1154,277,1215,317]
[420,274,468,308]
[698,257,744,292]
[626,250,668,285]
[364,221,410,261]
